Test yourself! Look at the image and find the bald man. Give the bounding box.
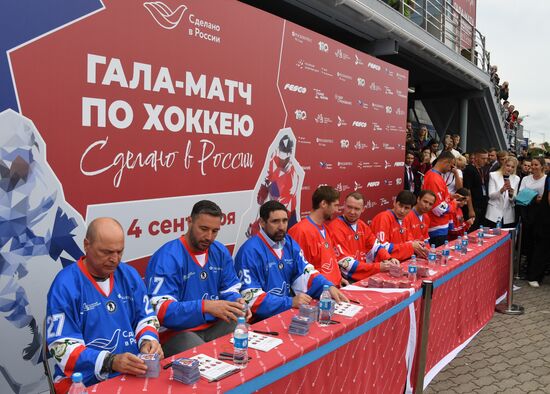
[46,218,162,393]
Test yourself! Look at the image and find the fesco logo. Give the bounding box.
[352,121,367,128]
[367,181,380,187]
[284,83,307,94]
[368,62,381,71]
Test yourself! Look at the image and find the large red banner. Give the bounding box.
[10,0,408,264]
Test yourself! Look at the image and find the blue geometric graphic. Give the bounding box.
[0,0,103,112]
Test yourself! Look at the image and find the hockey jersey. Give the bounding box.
[371,210,414,261]
[405,209,430,243]
[265,157,299,212]
[145,237,241,342]
[46,258,159,392]
[448,200,471,240]
[234,230,333,320]
[328,216,392,281]
[422,169,452,237]
[288,217,342,286]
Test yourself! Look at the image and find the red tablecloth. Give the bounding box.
[416,232,510,389]
[90,232,510,394]
[91,289,417,393]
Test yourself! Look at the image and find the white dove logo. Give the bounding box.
[268,282,290,296]
[143,2,188,29]
[87,329,121,352]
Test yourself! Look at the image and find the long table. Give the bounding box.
[91,232,510,393]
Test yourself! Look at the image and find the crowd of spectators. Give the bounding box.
[490,65,524,147]
[403,121,550,287]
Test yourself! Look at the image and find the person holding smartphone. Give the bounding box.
[485,156,520,228]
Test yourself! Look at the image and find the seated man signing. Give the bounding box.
[288,186,346,286]
[371,191,427,260]
[235,201,348,320]
[448,188,474,240]
[145,200,247,357]
[46,218,162,393]
[328,192,400,282]
[405,190,436,243]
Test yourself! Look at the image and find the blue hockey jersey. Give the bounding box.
[145,236,241,340]
[46,258,159,390]
[234,230,333,320]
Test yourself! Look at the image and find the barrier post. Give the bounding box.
[513,222,523,280]
[496,229,524,315]
[414,280,433,394]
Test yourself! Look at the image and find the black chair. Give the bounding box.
[42,318,56,393]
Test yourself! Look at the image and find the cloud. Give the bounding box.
[477,0,550,142]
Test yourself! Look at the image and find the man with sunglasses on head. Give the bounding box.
[145,200,248,357]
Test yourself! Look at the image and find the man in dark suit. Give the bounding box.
[463,149,489,231]
[404,151,421,197]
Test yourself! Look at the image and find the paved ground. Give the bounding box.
[425,279,550,394]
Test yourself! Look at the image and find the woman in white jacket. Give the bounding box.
[485,156,520,228]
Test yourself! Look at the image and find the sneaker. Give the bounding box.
[528,281,540,288]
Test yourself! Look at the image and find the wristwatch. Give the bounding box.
[101,352,116,375]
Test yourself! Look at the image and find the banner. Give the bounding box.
[452,0,477,50]
[1,0,407,391]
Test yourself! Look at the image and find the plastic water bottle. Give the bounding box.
[477,229,485,246]
[461,232,468,255]
[479,225,484,235]
[428,244,437,265]
[495,219,502,235]
[68,373,87,394]
[408,255,417,282]
[319,285,332,325]
[442,240,450,266]
[233,317,248,368]
[455,237,462,254]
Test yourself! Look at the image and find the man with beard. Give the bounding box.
[405,190,436,243]
[145,200,248,356]
[234,201,347,320]
[371,191,427,260]
[288,186,345,286]
[328,192,400,282]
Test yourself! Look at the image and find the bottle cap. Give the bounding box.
[411,254,416,259]
[237,316,245,324]
[431,244,435,248]
[72,372,83,383]
[323,284,329,290]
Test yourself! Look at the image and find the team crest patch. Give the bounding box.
[278,262,284,270]
[243,289,257,302]
[106,301,117,313]
[354,234,359,240]
[200,271,208,280]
